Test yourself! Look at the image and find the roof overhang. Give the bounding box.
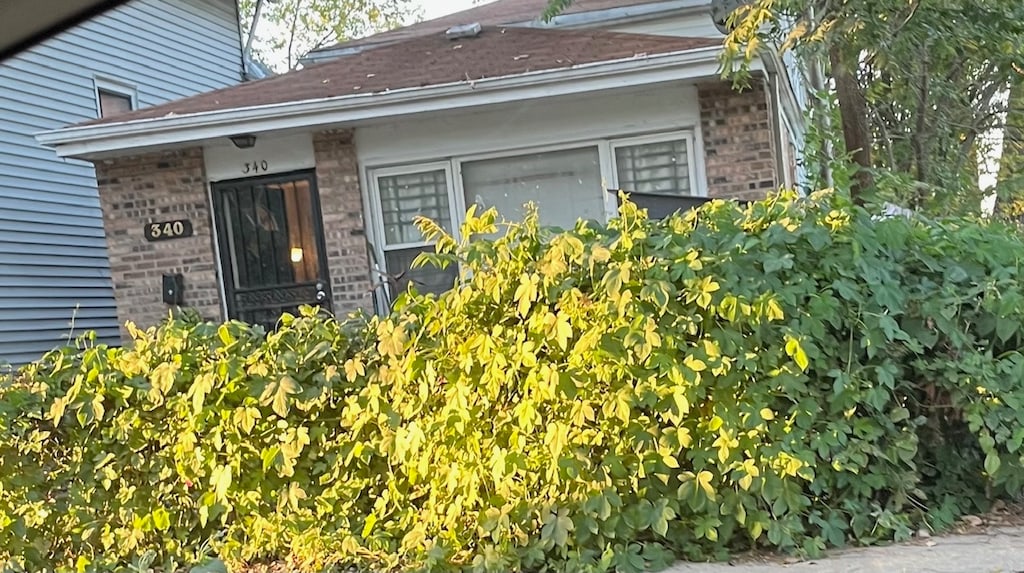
[39,45,733,159]
[0,0,129,61]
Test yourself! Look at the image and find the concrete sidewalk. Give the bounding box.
[669,527,1024,573]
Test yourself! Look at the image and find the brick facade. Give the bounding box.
[312,129,375,316]
[94,148,222,334]
[698,79,779,200]
[91,88,779,338]
[93,132,374,340]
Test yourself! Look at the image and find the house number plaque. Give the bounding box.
[144,219,194,242]
[242,160,269,174]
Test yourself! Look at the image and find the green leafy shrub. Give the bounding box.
[3,190,1024,572]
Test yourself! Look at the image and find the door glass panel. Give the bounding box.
[214,174,330,329]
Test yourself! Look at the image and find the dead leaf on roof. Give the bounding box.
[366,73,376,78]
[452,44,463,50]
[514,54,530,61]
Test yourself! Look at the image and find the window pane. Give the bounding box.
[615,138,692,196]
[98,90,133,117]
[377,169,451,245]
[384,246,457,296]
[461,147,604,230]
[220,179,322,290]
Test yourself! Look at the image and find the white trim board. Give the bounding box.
[203,132,315,182]
[353,83,703,167]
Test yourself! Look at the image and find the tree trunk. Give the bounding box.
[999,81,1024,183]
[829,46,873,202]
[994,80,1024,216]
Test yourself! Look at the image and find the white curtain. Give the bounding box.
[461,147,604,230]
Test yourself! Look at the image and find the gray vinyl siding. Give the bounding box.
[0,0,242,365]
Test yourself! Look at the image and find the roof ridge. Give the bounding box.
[305,0,674,58]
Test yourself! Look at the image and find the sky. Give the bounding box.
[250,0,498,70]
[416,0,496,20]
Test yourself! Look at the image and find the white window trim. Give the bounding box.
[608,130,704,198]
[366,161,459,314]
[93,77,138,118]
[367,160,458,252]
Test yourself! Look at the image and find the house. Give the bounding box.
[0,0,249,364]
[36,0,808,335]
[1,0,132,59]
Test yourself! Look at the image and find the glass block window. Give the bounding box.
[372,166,457,301]
[614,137,693,196]
[377,169,452,245]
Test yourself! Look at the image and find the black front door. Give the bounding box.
[212,170,331,329]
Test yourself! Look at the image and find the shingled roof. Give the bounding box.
[83,27,719,126]
[306,0,664,55]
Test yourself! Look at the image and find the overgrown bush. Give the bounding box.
[3,190,1024,573]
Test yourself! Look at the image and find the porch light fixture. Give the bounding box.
[229,133,257,149]
[290,247,304,263]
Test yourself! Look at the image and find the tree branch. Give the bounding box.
[954,79,1009,178]
[912,48,930,183]
[287,0,305,71]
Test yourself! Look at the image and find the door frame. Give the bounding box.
[209,169,333,322]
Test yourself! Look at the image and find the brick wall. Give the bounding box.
[698,78,779,200]
[313,129,375,316]
[94,148,222,335]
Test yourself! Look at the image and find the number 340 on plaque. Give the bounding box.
[144,219,194,242]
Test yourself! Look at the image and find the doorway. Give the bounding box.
[211,170,331,329]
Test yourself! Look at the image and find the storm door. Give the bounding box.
[211,171,331,329]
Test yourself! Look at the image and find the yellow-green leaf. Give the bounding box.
[210,465,232,501]
[785,335,809,371]
[696,470,716,500]
[362,513,378,539]
[152,507,170,531]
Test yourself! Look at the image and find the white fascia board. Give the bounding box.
[38,46,730,159]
